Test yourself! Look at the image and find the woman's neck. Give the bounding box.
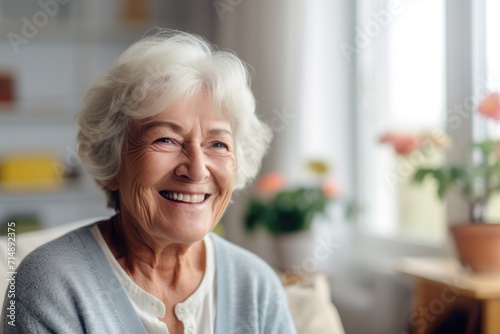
[98,214,206,294]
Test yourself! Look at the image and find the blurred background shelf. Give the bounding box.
[0,112,75,124]
[0,184,103,204]
[0,19,152,43]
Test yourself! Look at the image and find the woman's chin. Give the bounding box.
[155,223,212,245]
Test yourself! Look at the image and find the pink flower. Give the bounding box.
[255,172,285,195]
[322,178,341,199]
[478,92,500,120]
[379,132,421,155]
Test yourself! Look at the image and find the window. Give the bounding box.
[357,0,500,242]
[356,0,446,243]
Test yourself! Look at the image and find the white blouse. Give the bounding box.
[92,225,216,334]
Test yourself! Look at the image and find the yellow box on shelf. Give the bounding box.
[0,152,62,192]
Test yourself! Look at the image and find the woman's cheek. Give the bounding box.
[224,154,236,172]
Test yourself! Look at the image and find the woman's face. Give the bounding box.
[110,91,235,245]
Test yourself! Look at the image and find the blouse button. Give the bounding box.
[176,304,186,316]
[186,327,193,334]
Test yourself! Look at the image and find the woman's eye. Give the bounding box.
[155,138,172,144]
[213,142,228,149]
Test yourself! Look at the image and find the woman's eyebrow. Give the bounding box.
[208,128,233,137]
[140,121,183,134]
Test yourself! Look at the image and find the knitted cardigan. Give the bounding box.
[1,224,297,334]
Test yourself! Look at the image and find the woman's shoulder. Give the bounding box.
[210,233,266,264]
[210,233,280,283]
[210,234,297,333]
[16,224,99,284]
[22,223,94,256]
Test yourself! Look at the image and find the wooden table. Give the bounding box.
[397,257,500,334]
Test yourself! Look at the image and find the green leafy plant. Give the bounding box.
[244,161,340,235]
[414,139,500,222]
[245,186,331,234]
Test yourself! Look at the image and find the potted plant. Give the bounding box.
[244,160,340,271]
[381,92,500,272]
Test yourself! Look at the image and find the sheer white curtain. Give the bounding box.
[214,0,355,258]
[215,1,307,179]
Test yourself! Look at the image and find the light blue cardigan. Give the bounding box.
[2,224,297,333]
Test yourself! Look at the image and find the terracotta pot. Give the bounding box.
[451,223,500,273]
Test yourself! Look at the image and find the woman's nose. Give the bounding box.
[174,146,210,182]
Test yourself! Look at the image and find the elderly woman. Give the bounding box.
[2,31,297,333]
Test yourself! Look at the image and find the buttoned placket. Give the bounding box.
[175,300,198,334]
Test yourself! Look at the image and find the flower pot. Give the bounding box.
[274,229,314,273]
[451,223,500,273]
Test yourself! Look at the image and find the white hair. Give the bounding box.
[77,29,272,210]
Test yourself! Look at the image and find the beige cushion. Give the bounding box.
[285,274,346,334]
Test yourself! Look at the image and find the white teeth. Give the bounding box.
[162,191,205,203]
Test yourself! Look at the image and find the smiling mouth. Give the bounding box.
[160,191,209,204]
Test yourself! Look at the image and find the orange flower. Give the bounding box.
[478,92,500,120]
[379,132,421,155]
[255,172,285,195]
[322,178,341,199]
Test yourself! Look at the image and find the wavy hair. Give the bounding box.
[77,30,272,210]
